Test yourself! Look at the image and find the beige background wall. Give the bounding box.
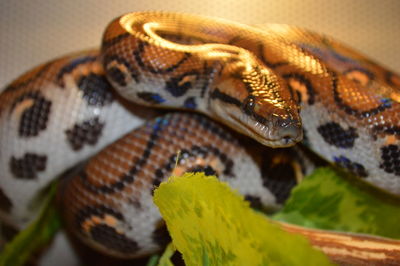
[0,0,399,87]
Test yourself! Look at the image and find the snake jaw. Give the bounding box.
[226,112,303,148]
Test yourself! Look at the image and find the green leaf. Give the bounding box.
[273,167,400,239]
[156,243,176,266]
[146,255,161,266]
[153,173,333,266]
[0,182,61,266]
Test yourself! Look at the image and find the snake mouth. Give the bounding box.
[228,114,300,148]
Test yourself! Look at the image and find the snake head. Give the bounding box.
[210,61,302,147]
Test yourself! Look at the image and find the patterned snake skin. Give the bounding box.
[0,11,399,257]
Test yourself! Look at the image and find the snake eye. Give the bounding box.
[242,96,256,115]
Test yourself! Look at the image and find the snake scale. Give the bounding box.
[0,11,399,258]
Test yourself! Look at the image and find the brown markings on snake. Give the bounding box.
[343,67,374,86]
[385,71,400,88]
[56,56,98,87]
[80,114,235,196]
[9,153,47,179]
[282,73,316,105]
[372,125,400,140]
[65,117,104,151]
[76,205,124,228]
[103,54,140,87]
[75,204,140,254]
[258,43,288,68]
[0,188,12,213]
[79,117,164,194]
[60,113,245,257]
[210,88,242,107]
[152,145,234,190]
[10,91,52,138]
[304,41,356,64]
[227,36,289,71]
[101,33,131,50]
[331,72,392,119]
[134,42,191,74]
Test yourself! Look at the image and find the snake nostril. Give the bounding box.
[282,135,292,145]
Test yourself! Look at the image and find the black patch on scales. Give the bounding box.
[65,117,104,151]
[137,92,165,104]
[334,156,368,178]
[379,145,400,176]
[75,204,139,254]
[317,122,358,149]
[77,73,114,106]
[11,91,52,138]
[165,71,200,97]
[10,153,47,179]
[90,224,140,254]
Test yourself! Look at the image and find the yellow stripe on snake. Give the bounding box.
[0,11,399,258]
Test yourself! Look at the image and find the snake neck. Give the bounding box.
[103,12,302,147]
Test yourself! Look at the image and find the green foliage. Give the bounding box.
[0,182,61,266]
[154,173,332,266]
[4,166,398,266]
[273,167,400,239]
[157,243,176,266]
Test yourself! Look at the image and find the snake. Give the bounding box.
[0,11,399,258]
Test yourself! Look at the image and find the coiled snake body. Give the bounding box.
[0,11,399,257]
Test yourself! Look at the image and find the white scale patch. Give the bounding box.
[110,70,209,112]
[0,78,148,228]
[301,102,400,194]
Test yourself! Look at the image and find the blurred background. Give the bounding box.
[0,0,399,265]
[0,0,399,87]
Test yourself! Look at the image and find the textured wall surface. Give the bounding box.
[0,0,399,87]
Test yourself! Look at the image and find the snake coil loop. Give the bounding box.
[0,11,399,258]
